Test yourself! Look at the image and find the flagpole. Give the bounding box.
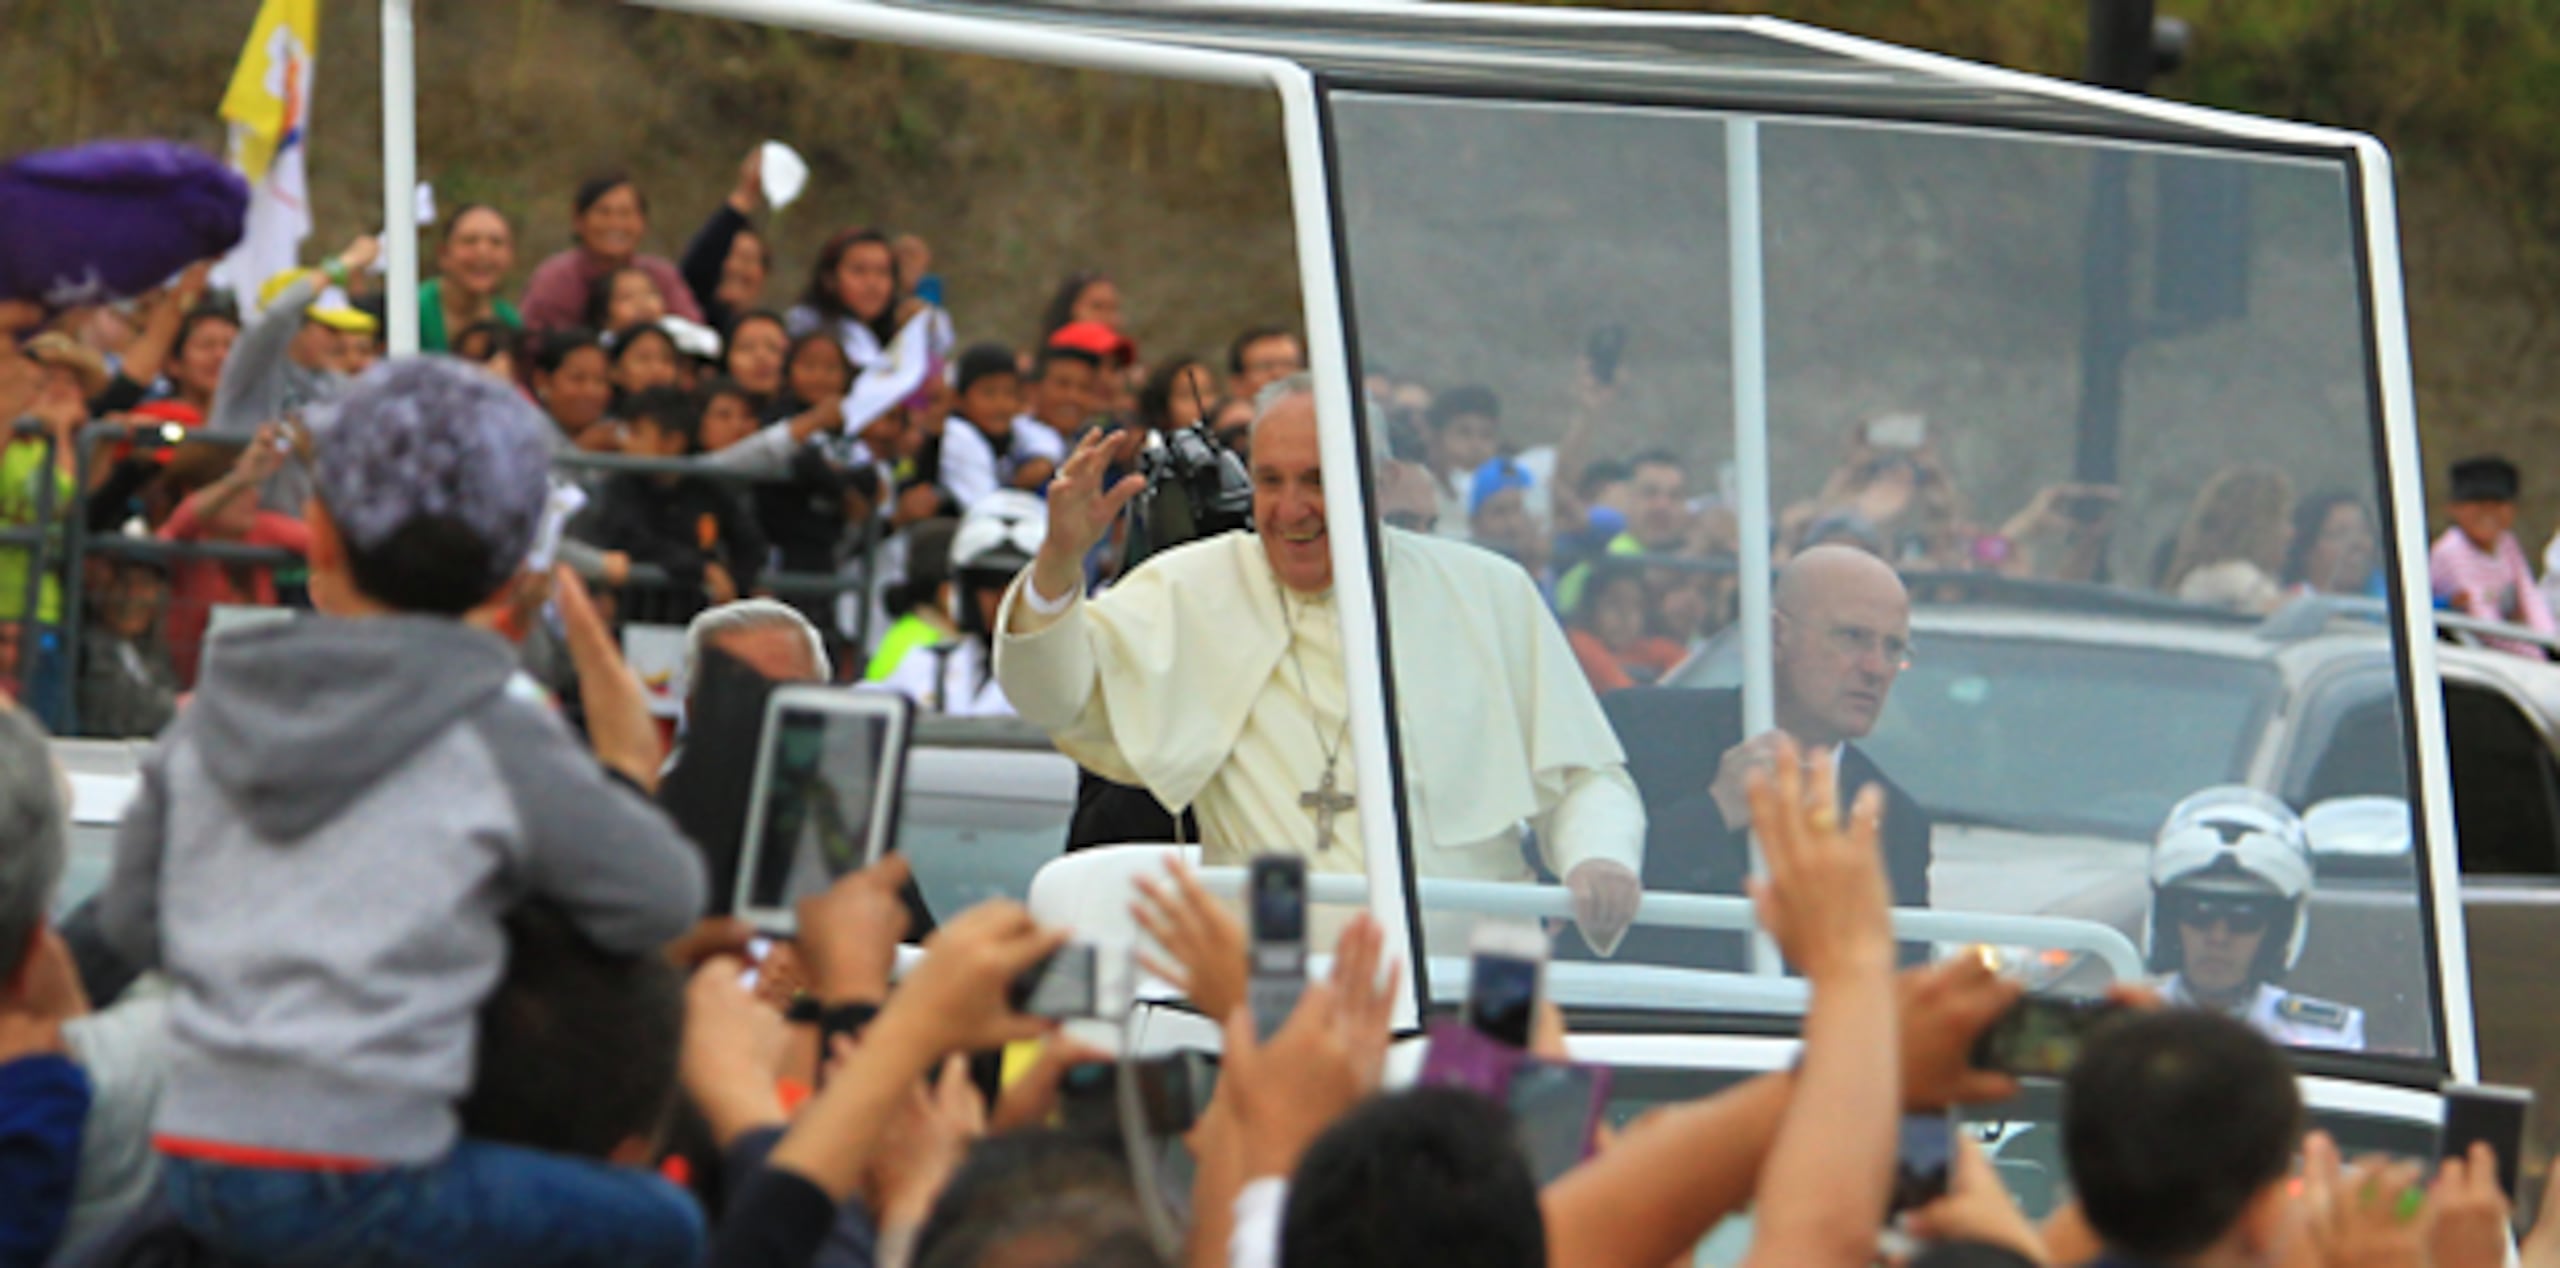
[381,0,419,355]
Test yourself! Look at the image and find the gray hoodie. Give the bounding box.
[100,615,706,1164]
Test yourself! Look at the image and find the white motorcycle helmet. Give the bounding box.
[949,490,1048,637]
[2141,786,2314,980]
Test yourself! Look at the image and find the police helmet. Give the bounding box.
[2141,786,2314,980]
[949,490,1048,636]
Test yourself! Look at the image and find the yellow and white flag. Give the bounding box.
[209,0,319,311]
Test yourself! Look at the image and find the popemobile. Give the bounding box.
[259,0,2534,1261]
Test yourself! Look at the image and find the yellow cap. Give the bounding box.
[258,268,379,335]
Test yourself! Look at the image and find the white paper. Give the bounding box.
[759,140,810,211]
[526,480,588,573]
[67,772,138,826]
[622,624,690,719]
[415,181,438,227]
[839,309,937,436]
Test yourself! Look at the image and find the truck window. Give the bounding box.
[2443,684,2560,877]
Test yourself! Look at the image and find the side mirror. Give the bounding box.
[2302,796,2416,878]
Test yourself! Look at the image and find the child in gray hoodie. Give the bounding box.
[100,357,709,1266]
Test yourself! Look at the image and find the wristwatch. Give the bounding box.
[786,997,881,1047]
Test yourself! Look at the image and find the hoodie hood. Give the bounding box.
[191,616,521,841]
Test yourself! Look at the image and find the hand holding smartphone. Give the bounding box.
[2440,1082,2533,1203]
[1864,412,1927,451]
[1465,924,1548,1049]
[1888,1112,1957,1219]
[1010,943,1101,1020]
[1585,325,1628,387]
[1968,994,2127,1078]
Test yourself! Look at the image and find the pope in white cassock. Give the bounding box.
[994,376,1647,951]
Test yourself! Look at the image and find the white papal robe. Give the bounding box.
[993,529,1644,886]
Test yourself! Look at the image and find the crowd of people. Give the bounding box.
[1,390,2554,1263]
[0,148,1319,736]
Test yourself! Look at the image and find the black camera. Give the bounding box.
[1125,423,1253,571]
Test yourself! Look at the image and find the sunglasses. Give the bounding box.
[2171,894,2282,935]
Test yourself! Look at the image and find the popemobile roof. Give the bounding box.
[783,0,2370,153]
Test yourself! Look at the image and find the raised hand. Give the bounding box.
[2524,1155,2560,1268]
[731,148,766,215]
[1025,427,1144,607]
[1896,954,2024,1110]
[1708,731,1786,832]
[2300,1131,2428,1268]
[877,899,1065,1056]
[1131,857,1247,1022]
[235,422,287,484]
[337,235,382,277]
[1745,736,1891,984]
[167,261,213,312]
[794,852,914,1004]
[679,956,791,1147]
[862,1053,984,1229]
[552,564,662,791]
[2424,1142,2513,1268]
[1907,1137,2046,1263]
[1221,983,1368,1181]
[1324,913,1401,1095]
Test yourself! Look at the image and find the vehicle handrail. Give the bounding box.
[1190,868,2148,982]
[2251,592,2560,658]
[2432,610,2560,657]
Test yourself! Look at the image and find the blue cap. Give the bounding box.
[1468,457,1536,518]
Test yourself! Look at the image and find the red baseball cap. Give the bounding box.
[1047,320,1136,366]
[129,400,202,427]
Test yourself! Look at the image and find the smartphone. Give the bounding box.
[1888,1112,1956,1218]
[1865,412,1927,451]
[1585,324,1628,386]
[1247,855,1308,1038]
[1466,925,1548,1049]
[1969,995,2127,1077]
[1011,944,1100,1021]
[2440,1082,2532,1201]
[1506,1058,1612,1186]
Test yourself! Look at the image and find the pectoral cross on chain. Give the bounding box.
[1300,766,1356,852]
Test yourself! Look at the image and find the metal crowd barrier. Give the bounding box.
[4,420,889,736]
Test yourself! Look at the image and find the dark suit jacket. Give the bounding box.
[1594,686,1933,967]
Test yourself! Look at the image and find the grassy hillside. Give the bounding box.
[8,0,2560,531]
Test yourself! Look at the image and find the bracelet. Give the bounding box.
[1021,573,1077,615]
[322,258,350,288]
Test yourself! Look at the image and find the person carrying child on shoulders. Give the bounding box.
[98,357,710,1267]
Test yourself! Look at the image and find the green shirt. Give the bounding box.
[418,278,524,354]
[864,614,947,682]
[0,438,74,624]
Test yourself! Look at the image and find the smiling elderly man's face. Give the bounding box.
[1252,394,1332,595]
